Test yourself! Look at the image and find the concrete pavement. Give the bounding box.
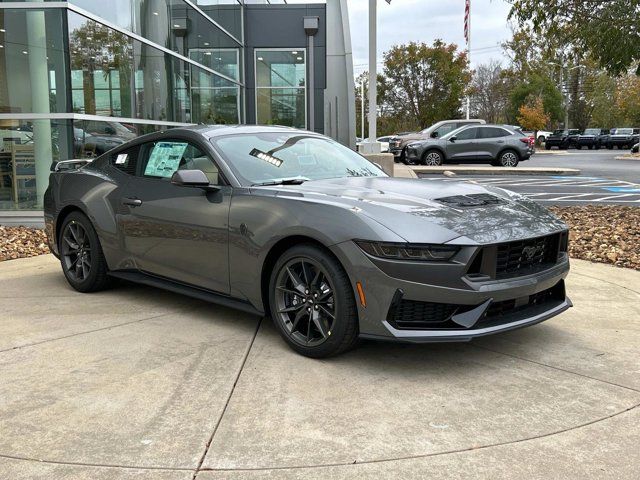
[1,255,639,479]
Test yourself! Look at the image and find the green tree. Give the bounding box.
[508,0,640,75]
[507,74,564,127]
[381,40,471,130]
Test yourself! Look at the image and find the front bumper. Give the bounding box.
[330,240,571,343]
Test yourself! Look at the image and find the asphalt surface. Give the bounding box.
[419,150,640,205]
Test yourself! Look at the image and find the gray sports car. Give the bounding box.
[44,125,571,358]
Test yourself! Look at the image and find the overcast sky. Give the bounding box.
[347,0,514,74]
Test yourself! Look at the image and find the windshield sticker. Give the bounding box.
[115,153,128,165]
[144,142,188,178]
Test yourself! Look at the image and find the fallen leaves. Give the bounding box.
[550,206,640,271]
[0,226,50,261]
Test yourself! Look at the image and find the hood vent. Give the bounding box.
[435,193,506,208]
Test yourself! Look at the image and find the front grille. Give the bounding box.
[495,233,561,279]
[387,281,565,331]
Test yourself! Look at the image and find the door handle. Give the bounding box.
[496,140,505,144]
[122,197,142,207]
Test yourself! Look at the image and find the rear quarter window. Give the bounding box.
[110,145,139,175]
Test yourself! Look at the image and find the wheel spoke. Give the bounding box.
[300,260,313,285]
[276,286,302,297]
[318,288,333,302]
[291,307,308,332]
[69,224,81,245]
[63,236,79,251]
[81,261,89,279]
[278,303,305,314]
[311,310,329,338]
[286,267,306,293]
[317,304,335,320]
[310,269,322,290]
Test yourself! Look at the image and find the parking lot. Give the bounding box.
[2,254,639,479]
[419,150,640,205]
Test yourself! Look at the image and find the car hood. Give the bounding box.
[269,177,567,245]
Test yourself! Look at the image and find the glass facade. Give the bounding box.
[0,1,245,211]
[255,49,306,128]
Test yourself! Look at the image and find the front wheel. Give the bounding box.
[498,150,519,167]
[269,244,359,358]
[59,211,111,292]
[422,150,444,166]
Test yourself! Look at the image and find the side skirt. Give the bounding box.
[108,270,264,317]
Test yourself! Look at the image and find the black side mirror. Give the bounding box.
[171,169,220,191]
[449,136,457,142]
[431,132,439,138]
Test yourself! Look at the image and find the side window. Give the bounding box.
[433,123,457,138]
[110,145,140,175]
[139,140,221,185]
[478,127,509,139]
[454,127,477,140]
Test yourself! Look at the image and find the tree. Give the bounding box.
[616,74,640,126]
[381,40,471,130]
[469,60,510,124]
[507,74,563,127]
[517,96,549,136]
[508,0,640,75]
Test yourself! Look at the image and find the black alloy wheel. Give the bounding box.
[269,244,358,358]
[59,212,110,292]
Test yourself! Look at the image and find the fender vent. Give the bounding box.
[435,194,505,208]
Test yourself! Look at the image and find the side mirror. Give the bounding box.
[171,169,220,191]
[431,132,439,138]
[449,136,457,142]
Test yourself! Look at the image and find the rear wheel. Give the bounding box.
[545,144,551,150]
[422,150,444,166]
[269,244,359,358]
[59,212,110,292]
[498,150,519,167]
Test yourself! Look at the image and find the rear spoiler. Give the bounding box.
[52,158,93,172]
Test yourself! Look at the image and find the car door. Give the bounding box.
[475,127,511,160]
[119,137,231,294]
[445,126,478,162]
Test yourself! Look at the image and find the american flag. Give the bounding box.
[464,0,471,46]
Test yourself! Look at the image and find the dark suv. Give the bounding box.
[606,128,636,149]
[545,129,581,150]
[577,128,609,150]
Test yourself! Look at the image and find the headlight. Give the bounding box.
[355,240,459,262]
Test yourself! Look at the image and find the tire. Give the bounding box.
[545,144,551,150]
[268,244,359,358]
[607,145,613,150]
[498,149,519,167]
[576,145,582,150]
[421,149,444,166]
[59,211,111,293]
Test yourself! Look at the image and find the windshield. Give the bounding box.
[584,129,600,135]
[614,128,633,135]
[211,132,387,186]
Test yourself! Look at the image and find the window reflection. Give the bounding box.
[69,11,240,125]
[255,50,306,128]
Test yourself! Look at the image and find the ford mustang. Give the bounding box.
[44,125,571,357]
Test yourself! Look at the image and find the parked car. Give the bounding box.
[389,119,486,162]
[536,130,553,144]
[577,128,609,150]
[44,125,571,358]
[606,128,636,149]
[545,129,581,150]
[377,136,393,153]
[404,124,534,167]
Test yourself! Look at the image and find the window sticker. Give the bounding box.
[115,153,128,165]
[144,142,188,178]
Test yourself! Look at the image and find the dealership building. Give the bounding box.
[0,0,355,223]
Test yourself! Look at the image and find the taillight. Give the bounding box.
[520,137,534,146]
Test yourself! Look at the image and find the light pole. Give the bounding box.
[550,61,583,129]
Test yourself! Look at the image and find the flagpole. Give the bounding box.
[466,0,471,120]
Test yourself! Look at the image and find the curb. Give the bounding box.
[409,166,581,176]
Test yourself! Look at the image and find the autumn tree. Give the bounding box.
[381,40,471,131]
[517,96,550,140]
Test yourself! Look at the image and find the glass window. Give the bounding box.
[140,140,219,183]
[477,127,509,139]
[432,123,458,138]
[0,9,69,114]
[193,0,243,42]
[454,127,477,140]
[0,119,74,210]
[211,132,386,186]
[68,11,240,125]
[255,50,306,128]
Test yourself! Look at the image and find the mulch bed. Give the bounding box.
[1,206,639,270]
[0,226,50,261]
